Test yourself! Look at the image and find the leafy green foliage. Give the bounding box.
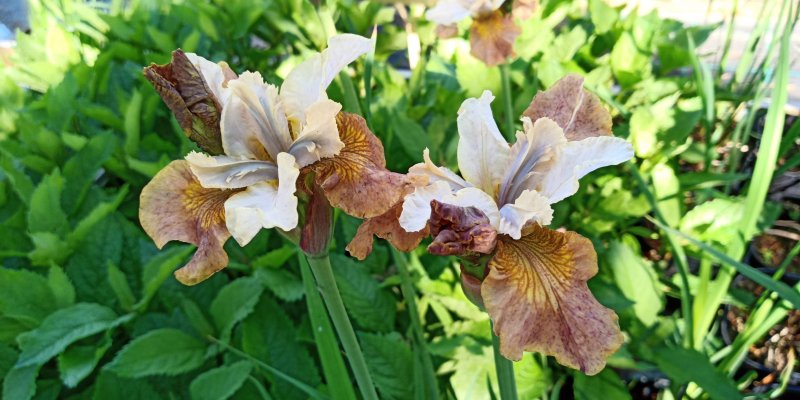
[106,329,206,378]
[189,360,253,400]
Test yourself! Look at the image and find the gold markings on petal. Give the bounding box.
[482,224,623,374]
[469,11,521,67]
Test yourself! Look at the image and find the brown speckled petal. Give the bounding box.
[522,74,612,141]
[427,200,497,256]
[313,112,417,219]
[346,203,428,260]
[482,224,623,374]
[469,11,520,67]
[139,160,240,285]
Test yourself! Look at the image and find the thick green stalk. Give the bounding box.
[299,255,357,400]
[305,254,379,400]
[491,326,518,400]
[500,63,515,141]
[391,248,439,399]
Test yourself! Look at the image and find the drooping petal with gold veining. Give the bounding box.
[346,203,428,261]
[522,74,612,141]
[143,50,233,155]
[469,11,520,67]
[313,112,413,219]
[482,224,623,374]
[139,160,240,285]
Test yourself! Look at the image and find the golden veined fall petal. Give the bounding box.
[139,160,240,285]
[522,74,612,141]
[469,11,520,67]
[482,224,623,375]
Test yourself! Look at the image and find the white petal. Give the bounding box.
[185,53,232,104]
[185,151,277,189]
[426,0,472,25]
[539,136,634,203]
[456,90,511,194]
[497,117,566,205]
[498,190,554,239]
[399,181,500,233]
[408,148,471,191]
[224,152,300,246]
[287,99,344,167]
[280,34,373,126]
[222,71,292,160]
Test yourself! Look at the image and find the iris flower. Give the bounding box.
[398,75,632,374]
[140,34,407,285]
[426,0,538,66]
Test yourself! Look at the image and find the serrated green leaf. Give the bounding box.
[66,185,129,249]
[57,335,111,388]
[65,215,124,303]
[61,133,115,214]
[27,232,71,267]
[107,262,136,311]
[0,268,57,325]
[47,266,75,309]
[27,170,68,235]
[210,277,264,340]
[92,371,164,400]
[136,245,194,311]
[16,303,130,367]
[190,361,253,400]
[359,332,413,400]
[106,328,206,378]
[256,268,303,302]
[2,364,39,400]
[331,255,395,332]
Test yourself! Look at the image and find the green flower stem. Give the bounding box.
[391,249,439,398]
[500,63,515,141]
[492,325,518,400]
[305,253,379,400]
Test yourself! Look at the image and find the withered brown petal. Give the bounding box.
[522,74,612,141]
[427,200,497,256]
[346,203,428,261]
[482,224,623,375]
[300,182,333,256]
[143,49,228,155]
[469,11,521,67]
[313,112,413,219]
[139,160,240,285]
[436,24,460,39]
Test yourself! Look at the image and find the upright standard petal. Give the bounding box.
[287,99,344,167]
[538,136,634,203]
[400,181,501,233]
[426,0,472,25]
[143,50,230,155]
[523,74,612,141]
[469,11,520,67]
[313,113,413,219]
[280,34,373,126]
[185,151,278,189]
[408,148,470,191]
[139,161,240,285]
[456,91,511,194]
[497,117,565,205]
[222,71,292,160]
[224,152,300,246]
[498,189,553,239]
[482,224,623,374]
[346,203,428,261]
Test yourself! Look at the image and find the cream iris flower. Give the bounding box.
[184,34,373,246]
[397,75,633,374]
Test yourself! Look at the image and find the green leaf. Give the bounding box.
[331,254,396,332]
[256,268,303,302]
[106,328,206,378]
[135,245,194,311]
[610,32,650,88]
[57,335,111,388]
[589,0,619,34]
[2,365,39,400]
[651,163,681,227]
[607,240,664,326]
[47,266,75,309]
[390,111,431,160]
[61,133,115,214]
[124,90,143,156]
[27,170,68,235]
[652,346,742,400]
[27,232,70,267]
[108,263,136,311]
[0,268,57,325]
[66,185,129,249]
[359,332,413,400]
[514,354,551,399]
[16,303,130,367]
[92,371,164,400]
[189,361,253,400]
[209,277,264,340]
[573,368,631,400]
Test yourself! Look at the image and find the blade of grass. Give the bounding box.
[210,337,329,400]
[500,63,515,141]
[298,255,358,400]
[390,248,440,400]
[687,33,716,172]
